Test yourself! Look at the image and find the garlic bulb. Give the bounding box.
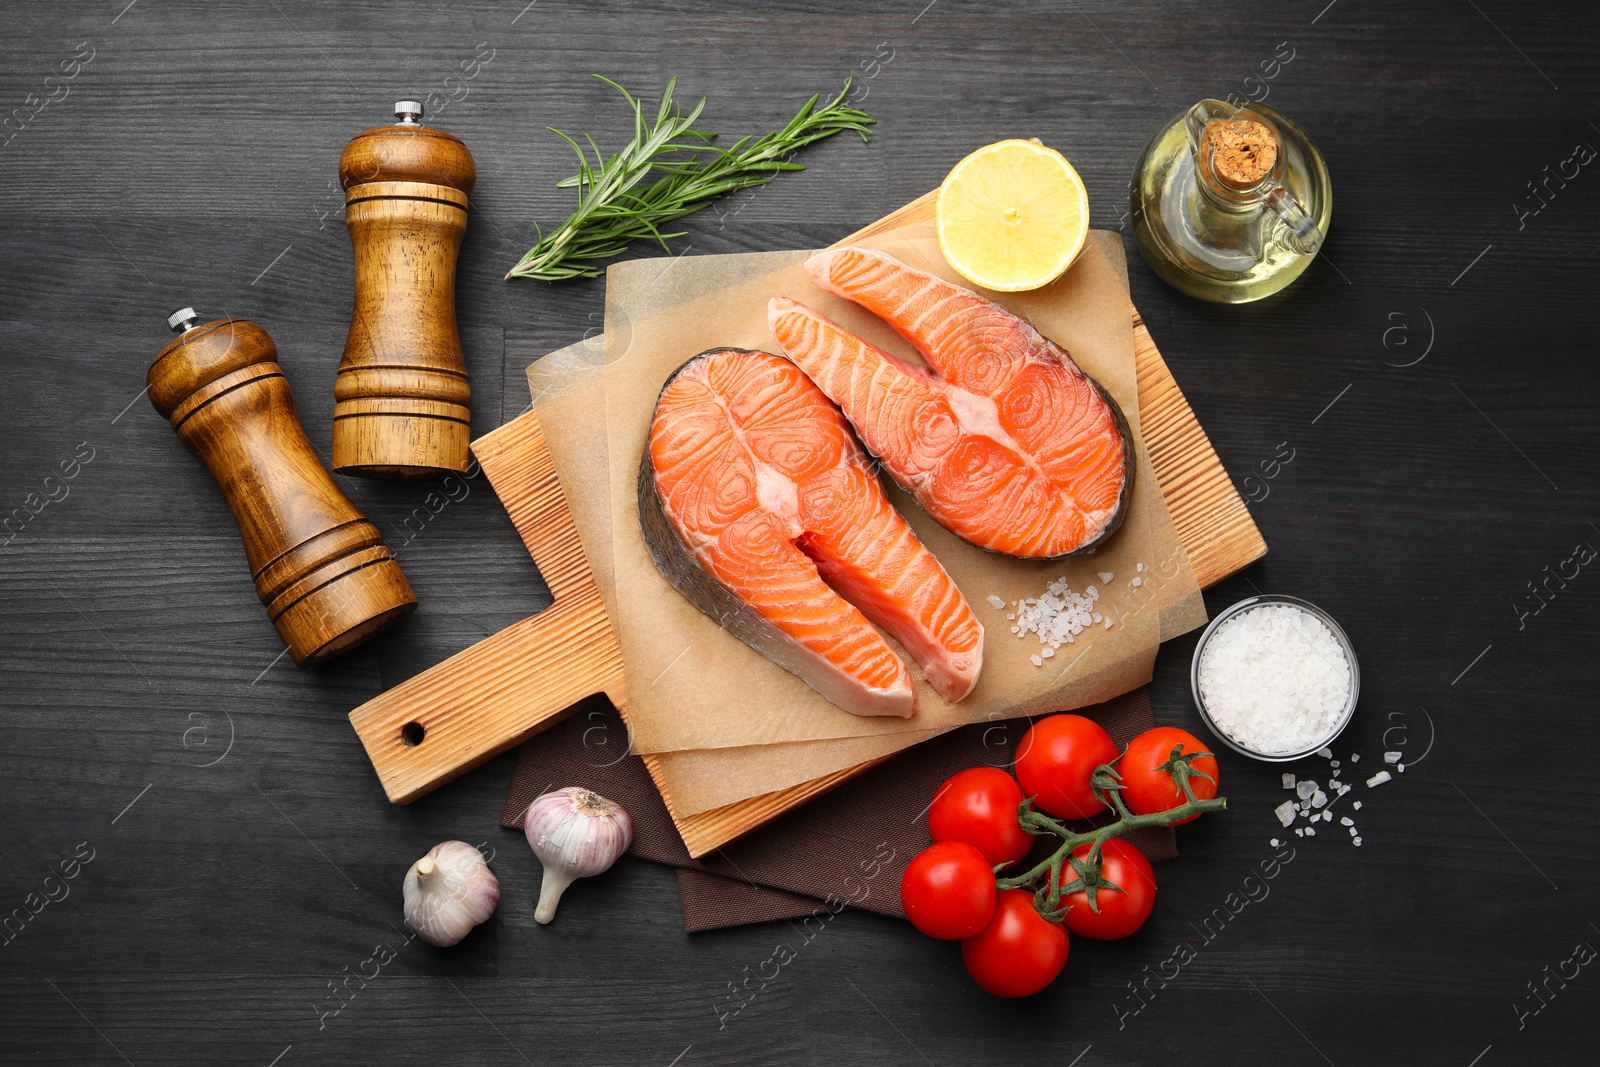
[523,787,633,924]
[402,841,500,947]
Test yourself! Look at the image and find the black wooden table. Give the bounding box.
[4,2,1597,1063]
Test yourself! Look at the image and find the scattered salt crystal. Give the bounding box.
[1396,764,1405,773]
[1383,751,1401,764]
[1092,613,1102,623]
[1350,753,1360,762]
[1274,801,1296,826]
[1352,837,1362,846]
[1282,773,1296,790]
[1311,790,1327,809]
[1331,759,1340,767]
[1348,826,1358,836]
[1296,780,1315,799]
[1136,563,1146,572]
[1270,838,1281,847]
[1103,618,1113,629]
[1010,576,1102,651]
[1098,571,1115,583]
[1353,801,1362,810]
[1366,771,1391,788]
[1041,647,1055,658]
[1329,780,1342,790]
[1336,785,1351,797]
[1340,817,1353,826]
[1007,614,1015,620]
[1317,746,1334,759]
[1305,826,1316,836]
[1132,577,1143,587]
[1322,811,1333,822]
[1029,654,1043,667]
[1196,602,1354,755]
[1295,828,1305,837]
[986,595,1007,610]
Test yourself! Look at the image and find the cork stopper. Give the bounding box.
[1202,118,1278,190]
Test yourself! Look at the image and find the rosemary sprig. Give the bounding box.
[505,76,875,282]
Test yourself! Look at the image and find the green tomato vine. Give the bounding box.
[996,746,1227,921]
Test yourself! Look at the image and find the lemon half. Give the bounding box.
[936,138,1089,293]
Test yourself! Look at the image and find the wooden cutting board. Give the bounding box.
[348,193,1266,856]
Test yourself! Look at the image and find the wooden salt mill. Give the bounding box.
[333,100,476,478]
[149,310,417,666]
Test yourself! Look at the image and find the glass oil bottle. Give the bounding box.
[1130,99,1331,303]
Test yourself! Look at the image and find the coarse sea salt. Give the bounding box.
[1001,577,1110,665]
[1196,603,1353,755]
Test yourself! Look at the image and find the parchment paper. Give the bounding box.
[601,225,1201,755]
[527,230,1204,813]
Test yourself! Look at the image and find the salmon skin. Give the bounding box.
[769,247,1134,560]
[639,347,983,718]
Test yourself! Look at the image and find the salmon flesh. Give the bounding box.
[769,247,1133,559]
[639,348,984,718]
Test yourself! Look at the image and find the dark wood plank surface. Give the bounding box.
[3,1,1598,1063]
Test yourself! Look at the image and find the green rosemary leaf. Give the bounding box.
[505,76,875,282]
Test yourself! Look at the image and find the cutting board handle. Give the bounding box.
[348,409,627,804]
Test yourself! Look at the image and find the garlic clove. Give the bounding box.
[523,787,632,924]
[403,840,500,947]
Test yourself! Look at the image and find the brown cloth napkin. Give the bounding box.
[500,687,1175,933]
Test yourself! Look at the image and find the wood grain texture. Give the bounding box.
[348,408,624,802]
[5,1,1600,1062]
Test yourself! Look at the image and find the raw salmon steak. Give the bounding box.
[769,247,1133,559]
[639,348,984,718]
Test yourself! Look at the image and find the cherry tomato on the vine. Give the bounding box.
[900,841,996,940]
[928,767,1031,868]
[961,889,1070,997]
[1060,838,1156,940]
[1119,726,1218,824]
[1014,714,1120,819]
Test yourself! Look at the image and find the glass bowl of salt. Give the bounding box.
[1189,594,1359,762]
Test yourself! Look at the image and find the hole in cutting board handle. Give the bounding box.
[400,721,426,746]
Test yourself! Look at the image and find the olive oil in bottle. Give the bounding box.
[1130,99,1331,303]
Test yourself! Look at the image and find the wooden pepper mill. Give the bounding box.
[334,100,476,478]
[149,310,417,666]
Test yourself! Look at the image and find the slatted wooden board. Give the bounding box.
[347,193,1266,854]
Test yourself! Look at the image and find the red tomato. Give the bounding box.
[961,889,1070,997]
[900,841,996,940]
[1060,839,1156,940]
[928,767,1031,868]
[1119,727,1219,824]
[1014,714,1119,819]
